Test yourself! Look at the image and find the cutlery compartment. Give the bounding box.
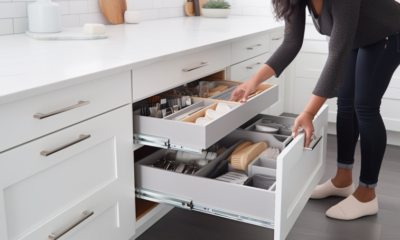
[133,75,278,151]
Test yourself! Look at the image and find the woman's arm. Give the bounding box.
[230,2,307,102]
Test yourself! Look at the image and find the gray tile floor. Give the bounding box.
[138,134,400,240]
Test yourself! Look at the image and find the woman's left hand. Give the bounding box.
[293,112,315,148]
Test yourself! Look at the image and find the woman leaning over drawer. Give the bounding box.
[230,0,400,220]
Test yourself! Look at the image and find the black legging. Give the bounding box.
[336,31,400,188]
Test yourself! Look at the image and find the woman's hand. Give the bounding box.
[293,112,315,148]
[230,79,258,103]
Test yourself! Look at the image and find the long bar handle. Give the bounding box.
[271,37,283,40]
[48,211,94,240]
[246,62,262,69]
[40,134,91,157]
[182,62,209,72]
[34,101,90,119]
[247,44,262,50]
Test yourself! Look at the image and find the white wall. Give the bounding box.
[228,0,274,17]
[0,0,187,36]
[0,0,271,36]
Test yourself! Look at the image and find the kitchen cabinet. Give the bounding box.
[0,105,135,240]
[0,17,326,240]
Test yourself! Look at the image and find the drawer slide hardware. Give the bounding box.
[136,188,193,210]
[133,133,203,154]
[192,205,274,229]
[48,211,94,240]
[40,134,91,157]
[135,188,274,229]
[34,101,90,119]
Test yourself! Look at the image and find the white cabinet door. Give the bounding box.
[0,105,135,240]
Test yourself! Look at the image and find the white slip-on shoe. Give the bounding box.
[326,195,378,220]
[310,180,355,199]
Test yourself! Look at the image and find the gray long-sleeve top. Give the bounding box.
[265,0,400,98]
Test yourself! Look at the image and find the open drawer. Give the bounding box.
[133,79,279,152]
[135,105,329,240]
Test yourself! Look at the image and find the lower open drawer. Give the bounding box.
[134,105,329,240]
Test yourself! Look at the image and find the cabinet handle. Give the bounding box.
[246,62,262,69]
[182,62,209,72]
[34,101,90,119]
[304,134,322,151]
[48,211,94,240]
[40,134,91,157]
[272,37,283,40]
[247,44,262,50]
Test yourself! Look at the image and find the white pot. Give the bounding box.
[28,0,62,33]
[201,8,231,18]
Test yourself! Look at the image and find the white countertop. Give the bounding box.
[0,16,283,105]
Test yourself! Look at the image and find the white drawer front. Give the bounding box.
[0,71,131,153]
[132,45,231,102]
[270,31,284,52]
[230,53,269,82]
[133,84,279,150]
[380,98,400,132]
[134,105,329,240]
[0,106,135,240]
[231,33,270,64]
[296,52,328,79]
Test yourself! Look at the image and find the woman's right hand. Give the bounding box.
[230,79,258,103]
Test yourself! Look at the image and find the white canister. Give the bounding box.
[28,0,62,33]
[124,11,141,24]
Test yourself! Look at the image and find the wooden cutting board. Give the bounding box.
[99,0,127,24]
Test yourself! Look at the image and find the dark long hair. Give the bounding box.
[271,0,304,29]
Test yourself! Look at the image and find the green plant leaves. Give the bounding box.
[202,0,231,9]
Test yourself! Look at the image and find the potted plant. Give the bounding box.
[202,0,231,18]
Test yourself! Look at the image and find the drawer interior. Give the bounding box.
[135,129,288,227]
[132,71,279,151]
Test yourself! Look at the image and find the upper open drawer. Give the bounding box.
[133,80,279,152]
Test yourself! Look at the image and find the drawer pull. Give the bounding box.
[182,62,209,72]
[272,37,283,41]
[247,44,262,50]
[34,101,90,119]
[48,211,94,240]
[246,62,262,69]
[40,134,91,156]
[304,134,322,151]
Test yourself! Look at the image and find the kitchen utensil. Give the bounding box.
[227,141,253,162]
[195,117,210,125]
[193,0,200,16]
[100,0,127,24]
[216,103,231,115]
[185,1,195,16]
[205,109,221,120]
[231,142,268,171]
[216,172,249,184]
[255,124,279,133]
[28,0,62,33]
[199,81,209,98]
[210,85,228,93]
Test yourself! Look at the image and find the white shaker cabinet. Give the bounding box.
[0,105,135,240]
